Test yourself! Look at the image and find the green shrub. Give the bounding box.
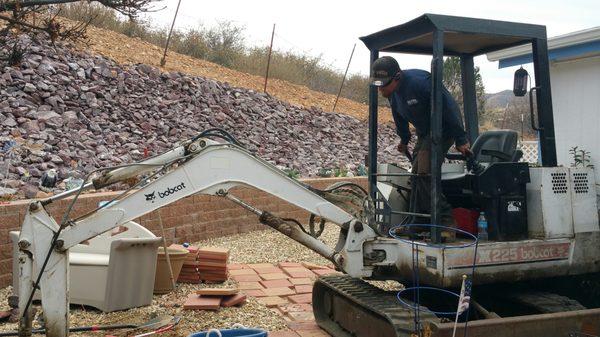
[284,168,300,179]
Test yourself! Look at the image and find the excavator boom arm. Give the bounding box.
[16,137,378,337]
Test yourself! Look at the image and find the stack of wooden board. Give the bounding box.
[197,247,229,282]
[183,288,247,310]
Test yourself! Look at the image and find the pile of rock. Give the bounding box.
[0,33,404,199]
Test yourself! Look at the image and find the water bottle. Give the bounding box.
[477,212,488,241]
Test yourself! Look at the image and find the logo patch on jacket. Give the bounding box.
[407,99,418,106]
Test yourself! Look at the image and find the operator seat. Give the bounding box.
[442,130,522,206]
[469,130,522,163]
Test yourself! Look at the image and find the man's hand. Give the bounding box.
[456,142,472,157]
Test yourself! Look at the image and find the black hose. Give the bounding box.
[316,181,369,197]
[191,128,245,147]
[308,214,326,238]
[280,217,311,236]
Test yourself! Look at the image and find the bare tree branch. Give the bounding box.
[1,0,162,65]
[0,13,46,30]
[1,0,80,11]
[0,0,162,18]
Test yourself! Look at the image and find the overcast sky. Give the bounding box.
[143,0,599,93]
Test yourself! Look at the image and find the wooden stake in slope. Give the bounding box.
[160,0,183,67]
[157,211,176,291]
[264,23,276,93]
[333,43,356,112]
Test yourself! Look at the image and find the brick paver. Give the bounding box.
[287,311,315,322]
[183,294,221,310]
[286,322,322,331]
[247,263,277,269]
[289,278,313,285]
[283,267,316,278]
[298,303,313,311]
[242,289,266,297]
[254,267,285,274]
[288,293,312,304]
[258,296,289,307]
[294,285,313,294]
[227,264,249,270]
[263,287,296,297]
[229,268,257,276]
[221,293,247,307]
[231,274,262,282]
[237,281,263,290]
[260,279,293,288]
[260,273,290,280]
[300,262,325,270]
[278,303,308,314]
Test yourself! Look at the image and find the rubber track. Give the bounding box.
[313,274,437,337]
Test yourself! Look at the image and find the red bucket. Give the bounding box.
[451,208,479,235]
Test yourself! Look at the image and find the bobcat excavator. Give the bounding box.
[11,14,600,337]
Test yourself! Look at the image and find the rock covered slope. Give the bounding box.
[0,33,404,199]
[75,19,394,124]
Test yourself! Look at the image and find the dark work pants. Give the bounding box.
[411,136,455,226]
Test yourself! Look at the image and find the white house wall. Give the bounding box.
[550,55,600,186]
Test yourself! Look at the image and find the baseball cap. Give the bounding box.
[370,56,400,87]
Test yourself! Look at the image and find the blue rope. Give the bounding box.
[389,224,479,335]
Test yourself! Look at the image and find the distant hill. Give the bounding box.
[485,90,514,111]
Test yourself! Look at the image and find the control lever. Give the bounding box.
[465,152,485,175]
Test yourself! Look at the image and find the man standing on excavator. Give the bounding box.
[371,56,471,229]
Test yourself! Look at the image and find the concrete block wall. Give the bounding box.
[0,177,367,287]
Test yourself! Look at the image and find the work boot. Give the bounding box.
[441,230,457,243]
[440,216,458,243]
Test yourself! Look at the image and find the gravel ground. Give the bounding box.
[0,281,287,336]
[0,225,402,336]
[201,225,341,266]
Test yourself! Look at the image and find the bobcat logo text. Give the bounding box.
[144,182,186,203]
[144,192,156,202]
